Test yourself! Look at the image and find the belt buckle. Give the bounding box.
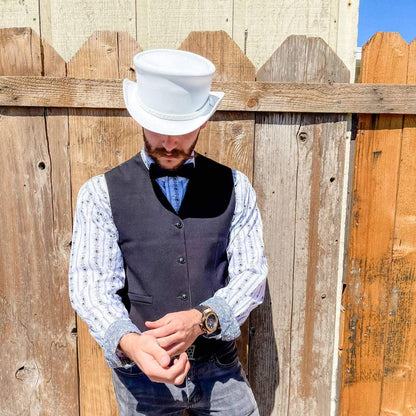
[186,344,196,361]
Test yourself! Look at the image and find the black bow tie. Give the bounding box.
[149,163,195,179]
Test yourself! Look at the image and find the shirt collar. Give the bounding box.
[140,146,196,170]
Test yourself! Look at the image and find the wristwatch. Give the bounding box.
[195,305,219,335]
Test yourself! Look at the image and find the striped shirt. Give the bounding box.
[69,150,268,367]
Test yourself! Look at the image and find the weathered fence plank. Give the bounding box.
[179,30,256,373]
[341,32,412,416]
[0,27,78,415]
[2,76,416,114]
[67,30,142,416]
[251,35,349,416]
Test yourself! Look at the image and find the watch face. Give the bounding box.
[206,312,218,331]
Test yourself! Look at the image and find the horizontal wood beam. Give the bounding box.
[0,76,415,114]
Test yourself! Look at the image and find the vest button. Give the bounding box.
[175,221,183,229]
[181,293,188,301]
[178,257,186,264]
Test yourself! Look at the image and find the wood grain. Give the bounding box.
[252,35,349,416]
[0,28,78,415]
[334,0,360,82]
[68,30,142,416]
[232,0,358,77]
[0,3,40,35]
[179,30,256,373]
[379,39,416,415]
[136,1,233,50]
[38,0,137,62]
[340,32,410,416]
[2,76,416,114]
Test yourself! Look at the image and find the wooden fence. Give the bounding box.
[0,27,415,416]
[341,34,416,416]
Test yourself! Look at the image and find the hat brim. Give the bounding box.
[123,79,224,136]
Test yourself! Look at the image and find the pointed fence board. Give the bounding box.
[0,28,78,415]
[68,30,142,416]
[340,33,412,416]
[179,31,256,372]
[251,35,350,416]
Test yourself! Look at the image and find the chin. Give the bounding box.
[158,158,183,170]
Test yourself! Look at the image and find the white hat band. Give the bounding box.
[135,95,211,121]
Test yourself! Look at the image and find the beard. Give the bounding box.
[143,132,199,170]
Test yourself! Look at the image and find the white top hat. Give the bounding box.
[123,49,224,135]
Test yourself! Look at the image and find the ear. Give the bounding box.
[200,121,208,130]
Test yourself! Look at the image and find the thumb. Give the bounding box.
[152,343,171,368]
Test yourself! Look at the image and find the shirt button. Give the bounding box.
[181,293,188,301]
[175,221,183,229]
[178,257,186,264]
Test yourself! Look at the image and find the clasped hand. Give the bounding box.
[118,309,203,385]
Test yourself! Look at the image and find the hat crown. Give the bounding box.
[134,49,215,116]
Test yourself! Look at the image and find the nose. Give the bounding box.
[162,136,177,152]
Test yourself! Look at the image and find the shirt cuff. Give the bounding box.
[202,297,241,341]
[103,319,141,367]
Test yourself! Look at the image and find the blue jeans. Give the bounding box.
[112,352,259,415]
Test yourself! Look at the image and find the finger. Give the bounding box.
[144,326,175,338]
[174,361,190,385]
[145,317,169,328]
[163,341,186,357]
[153,334,180,348]
[173,354,191,385]
[148,353,189,384]
[150,343,171,368]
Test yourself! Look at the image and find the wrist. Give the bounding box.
[118,332,141,359]
[191,309,205,335]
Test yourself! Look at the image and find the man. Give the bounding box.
[69,49,268,415]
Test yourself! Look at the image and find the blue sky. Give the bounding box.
[358,0,416,46]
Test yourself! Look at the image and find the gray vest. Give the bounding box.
[105,153,235,332]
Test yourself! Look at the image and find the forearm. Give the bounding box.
[202,170,268,340]
[69,249,141,367]
[202,267,267,341]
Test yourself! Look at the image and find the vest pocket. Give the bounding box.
[128,293,153,304]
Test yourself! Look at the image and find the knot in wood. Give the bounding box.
[15,365,38,383]
[246,97,258,108]
[298,132,308,142]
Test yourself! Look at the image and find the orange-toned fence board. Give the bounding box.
[0,28,78,416]
[341,33,416,416]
